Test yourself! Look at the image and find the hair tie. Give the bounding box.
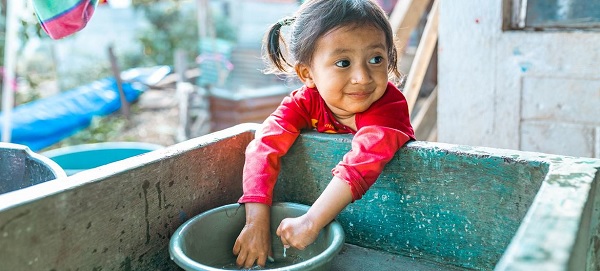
[278,17,295,27]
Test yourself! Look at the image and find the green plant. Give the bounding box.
[59,59,112,91]
[135,1,237,67]
[43,114,131,151]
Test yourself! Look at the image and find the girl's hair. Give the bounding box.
[263,0,401,81]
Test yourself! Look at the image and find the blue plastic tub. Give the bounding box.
[42,142,163,175]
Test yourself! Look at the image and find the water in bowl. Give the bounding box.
[214,253,306,270]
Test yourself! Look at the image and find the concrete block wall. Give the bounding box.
[520,77,600,158]
[438,0,600,158]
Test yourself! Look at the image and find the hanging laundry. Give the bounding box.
[31,0,99,39]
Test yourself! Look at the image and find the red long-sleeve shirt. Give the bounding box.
[238,82,414,205]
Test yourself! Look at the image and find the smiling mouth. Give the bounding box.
[347,91,372,98]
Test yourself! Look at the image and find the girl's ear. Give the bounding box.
[295,63,316,88]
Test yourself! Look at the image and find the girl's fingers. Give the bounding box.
[243,256,256,269]
[256,254,267,267]
[268,246,274,261]
[276,221,284,236]
[232,240,241,255]
[280,235,290,248]
[235,252,247,267]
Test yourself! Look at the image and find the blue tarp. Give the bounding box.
[0,66,171,151]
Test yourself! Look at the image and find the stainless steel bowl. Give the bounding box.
[170,202,345,271]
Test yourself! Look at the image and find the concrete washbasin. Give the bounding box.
[0,123,597,270]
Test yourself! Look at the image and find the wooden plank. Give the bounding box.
[412,86,438,140]
[153,68,201,89]
[389,0,432,52]
[403,0,439,114]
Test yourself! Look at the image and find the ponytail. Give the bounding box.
[264,17,296,74]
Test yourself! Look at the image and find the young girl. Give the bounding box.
[233,0,415,268]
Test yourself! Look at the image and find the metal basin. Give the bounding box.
[169,202,345,271]
[0,142,66,195]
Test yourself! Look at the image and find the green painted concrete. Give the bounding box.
[275,132,548,270]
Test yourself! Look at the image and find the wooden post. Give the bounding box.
[411,86,437,140]
[175,49,190,141]
[403,0,439,114]
[1,1,21,142]
[107,45,130,120]
[389,0,432,53]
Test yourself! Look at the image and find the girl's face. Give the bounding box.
[295,24,390,121]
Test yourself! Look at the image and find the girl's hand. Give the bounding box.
[233,203,272,268]
[276,214,320,250]
[277,176,354,250]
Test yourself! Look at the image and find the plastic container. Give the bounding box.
[42,142,163,175]
[0,142,66,194]
[169,202,345,271]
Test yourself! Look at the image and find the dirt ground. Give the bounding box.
[113,85,181,147]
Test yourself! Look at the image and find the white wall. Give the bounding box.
[438,0,600,158]
[52,5,147,77]
[228,0,299,48]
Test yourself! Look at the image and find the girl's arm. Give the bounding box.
[234,89,312,267]
[333,125,411,201]
[276,176,353,249]
[233,203,271,268]
[276,125,410,250]
[238,90,311,205]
